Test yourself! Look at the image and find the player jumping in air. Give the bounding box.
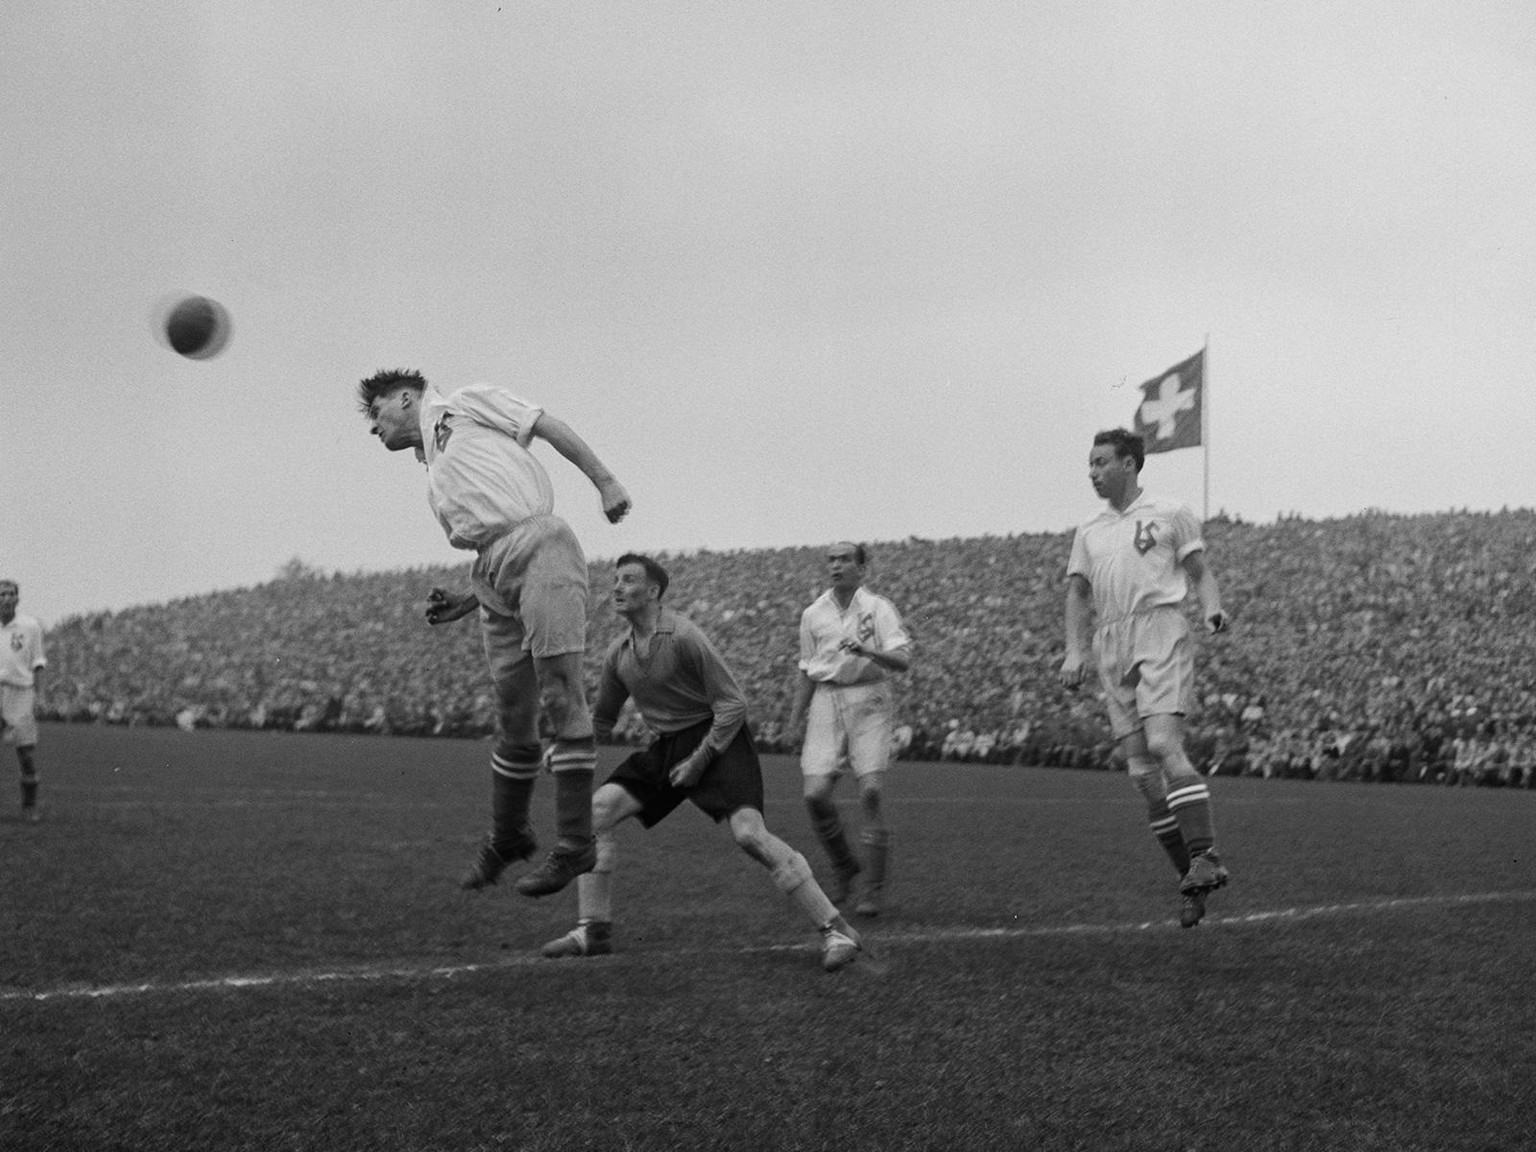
[540,554,865,972]
[1059,429,1231,927]
[359,369,631,898]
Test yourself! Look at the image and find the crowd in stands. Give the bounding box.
[40,510,1536,789]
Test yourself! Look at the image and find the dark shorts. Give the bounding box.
[608,720,765,828]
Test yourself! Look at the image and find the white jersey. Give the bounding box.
[1067,492,1204,626]
[0,613,46,688]
[799,586,911,686]
[417,382,555,550]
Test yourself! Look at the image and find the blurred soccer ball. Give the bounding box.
[163,295,232,360]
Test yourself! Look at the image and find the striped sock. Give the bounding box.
[1166,778,1215,858]
[548,738,597,851]
[1147,798,1190,875]
[489,748,539,852]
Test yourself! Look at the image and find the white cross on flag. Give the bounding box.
[1131,349,1203,454]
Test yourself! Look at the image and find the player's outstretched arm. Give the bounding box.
[529,413,632,523]
[1181,551,1228,633]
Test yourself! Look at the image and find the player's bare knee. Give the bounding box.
[729,809,781,866]
[803,778,836,809]
[591,787,629,833]
[1143,725,1185,764]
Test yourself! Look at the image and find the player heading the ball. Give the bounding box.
[359,368,631,899]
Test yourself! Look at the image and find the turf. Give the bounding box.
[2,725,1532,1151]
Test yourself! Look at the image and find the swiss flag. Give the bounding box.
[1131,349,1203,454]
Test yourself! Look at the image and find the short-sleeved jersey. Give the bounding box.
[799,587,911,686]
[592,609,748,755]
[417,382,555,550]
[1067,493,1204,625]
[0,613,46,688]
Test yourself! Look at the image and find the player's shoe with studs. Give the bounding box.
[1179,849,1230,896]
[515,844,598,898]
[820,924,864,973]
[1180,888,1208,929]
[459,829,538,890]
[541,921,612,960]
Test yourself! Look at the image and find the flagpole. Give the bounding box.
[1202,333,1211,522]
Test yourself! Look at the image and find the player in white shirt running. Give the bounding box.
[1060,429,1231,928]
[0,580,47,823]
[360,368,631,898]
[788,543,911,917]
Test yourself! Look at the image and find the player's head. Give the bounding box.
[357,369,428,452]
[613,553,669,618]
[826,541,867,590]
[1089,429,1144,502]
[0,580,16,622]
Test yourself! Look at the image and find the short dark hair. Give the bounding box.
[0,579,16,594]
[830,541,868,565]
[356,368,427,416]
[616,553,670,599]
[1093,428,1145,472]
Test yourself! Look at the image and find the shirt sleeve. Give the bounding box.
[797,609,816,672]
[451,383,545,448]
[1066,526,1090,579]
[680,624,748,754]
[874,598,911,653]
[1170,504,1206,562]
[590,646,630,743]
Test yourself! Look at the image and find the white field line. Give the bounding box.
[5,889,1534,1006]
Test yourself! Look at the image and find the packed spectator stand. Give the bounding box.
[41,510,1536,789]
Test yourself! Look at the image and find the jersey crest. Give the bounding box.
[1133,519,1159,555]
[855,612,877,645]
[433,414,454,454]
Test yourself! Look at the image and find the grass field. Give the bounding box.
[2,725,1532,1151]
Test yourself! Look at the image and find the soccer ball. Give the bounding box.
[163,295,232,360]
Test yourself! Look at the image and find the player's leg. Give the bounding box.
[514,649,600,896]
[1134,616,1228,906]
[844,684,896,917]
[1145,713,1225,878]
[510,521,600,897]
[801,688,860,900]
[1120,730,1189,877]
[543,735,692,958]
[5,688,42,823]
[462,614,543,889]
[541,783,644,959]
[18,745,40,823]
[853,775,889,916]
[728,806,863,972]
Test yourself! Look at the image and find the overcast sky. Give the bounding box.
[4,2,1534,626]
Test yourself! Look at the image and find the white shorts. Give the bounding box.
[1,685,38,747]
[1092,607,1195,740]
[801,681,895,779]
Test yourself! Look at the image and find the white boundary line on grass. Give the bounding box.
[5,888,1534,1005]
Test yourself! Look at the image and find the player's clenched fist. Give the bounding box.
[1058,653,1087,690]
[425,587,478,625]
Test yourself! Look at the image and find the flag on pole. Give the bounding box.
[1131,349,1203,454]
